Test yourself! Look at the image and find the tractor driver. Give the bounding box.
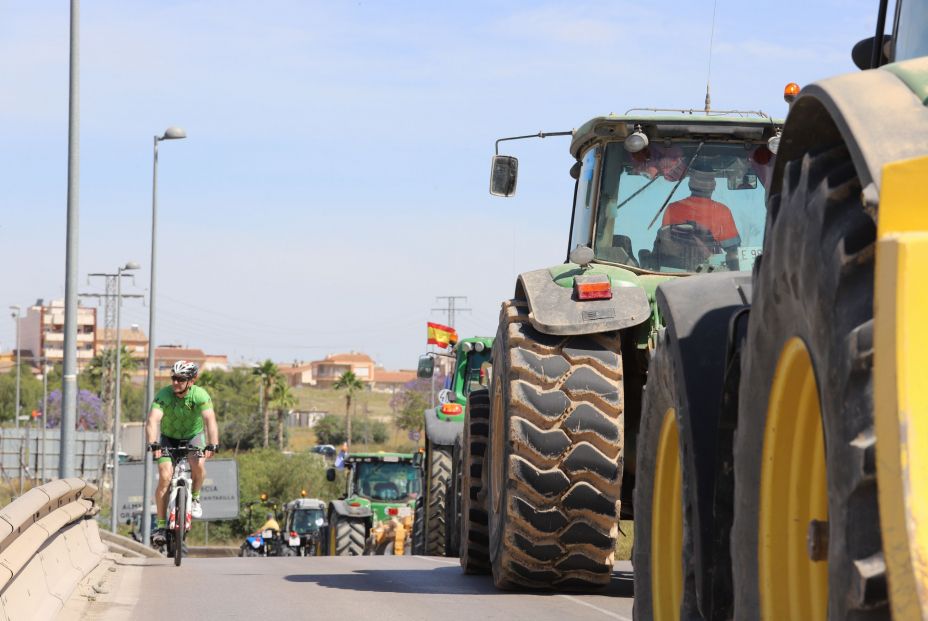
[146,360,219,544]
[661,165,741,270]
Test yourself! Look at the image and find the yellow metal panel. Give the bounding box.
[875,155,928,621]
[877,156,928,237]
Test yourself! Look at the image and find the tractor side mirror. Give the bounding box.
[326,467,336,482]
[490,155,519,197]
[416,355,434,379]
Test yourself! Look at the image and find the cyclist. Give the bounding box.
[146,360,219,544]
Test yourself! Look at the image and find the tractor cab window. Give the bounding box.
[893,0,928,61]
[290,508,325,533]
[569,147,600,253]
[465,350,491,394]
[593,141,772,273]
[355,461,421,502]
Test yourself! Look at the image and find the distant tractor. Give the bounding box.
[417,336,493,557]
[466,110,780,590]
[325,452,423,556]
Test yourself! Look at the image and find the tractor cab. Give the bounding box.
[494,113,782,275]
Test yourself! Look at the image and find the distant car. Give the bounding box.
[310,444,337,458]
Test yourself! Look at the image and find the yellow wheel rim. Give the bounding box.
[329,518,337,556]
[490,376,505,516]
[759,338,828,619]
[652,408,683,619]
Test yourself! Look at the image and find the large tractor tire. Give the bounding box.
[487,299,623,589]
[448,436,463,557]
[329,513,365,557]
[460,388,491,574]
[426,441,454,556]
[632,329,700,620]
[411,496,426,555]
[731,144,887,619]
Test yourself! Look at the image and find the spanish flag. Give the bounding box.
[427,322,458,349]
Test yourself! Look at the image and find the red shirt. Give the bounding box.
[662,196,740,247]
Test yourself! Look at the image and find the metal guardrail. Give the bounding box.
[0,478,106,620]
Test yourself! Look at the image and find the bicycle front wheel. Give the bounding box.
[174,487,187,567]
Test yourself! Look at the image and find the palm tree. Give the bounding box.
[271,377,296,451]
[252,360,280,449]
[333,370,364,452]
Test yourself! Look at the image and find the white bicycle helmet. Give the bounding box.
[171,360,199,379]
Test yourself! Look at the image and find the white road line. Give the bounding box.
[557,594,632,621]
[415,556,460,566]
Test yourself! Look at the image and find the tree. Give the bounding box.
[270,377,296,450]
[390,375,440,436]
[197,368,262,452]
[333,371,364,452]
[44,389,104,430]
[252,360,280,449]
[0,365,42,424]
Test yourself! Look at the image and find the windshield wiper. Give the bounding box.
[647,141,705,229]
[614,175,660,213]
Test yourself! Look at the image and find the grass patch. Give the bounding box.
[616,519,634,561]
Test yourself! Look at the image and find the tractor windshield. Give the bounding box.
[291,508,325,533]
[461,350,491,396]
[590,141,773,273]
[355,461,421,502]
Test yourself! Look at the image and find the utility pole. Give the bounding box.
[430,296,471,406]
[80,272,142,427]
[432,296,471,330]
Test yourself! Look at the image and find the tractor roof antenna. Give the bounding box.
[704,0,719,114]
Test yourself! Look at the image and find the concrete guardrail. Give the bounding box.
[0,478,106,620]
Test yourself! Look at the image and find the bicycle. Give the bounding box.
[158,442,198,566]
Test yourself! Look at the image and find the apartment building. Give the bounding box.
[97,325,149,359]
[17,299,97,369]
[310,352,376,387]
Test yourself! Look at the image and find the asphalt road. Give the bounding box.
[108,555,635,620]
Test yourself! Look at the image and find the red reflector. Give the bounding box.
[349,502,361,507]
[290,531,298,538]
[441,403,463,415]
[387,507,399,516]
[576,282,612,300]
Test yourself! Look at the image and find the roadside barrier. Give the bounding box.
[0,478,106,620]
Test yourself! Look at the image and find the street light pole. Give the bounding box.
[41,359,49,483]
[111,261,139,533]
[60,0,81,479]
[9,306,21,429]
[141,127,186,545]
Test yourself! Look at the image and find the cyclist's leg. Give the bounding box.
[187,432,207,494]
[155,435,177,522]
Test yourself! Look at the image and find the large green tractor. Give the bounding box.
[325,452,423,556]
[465,111,781,589]
[417,336,493,556]
[633,3,928,619]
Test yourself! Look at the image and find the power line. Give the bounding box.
[432,296,471,329]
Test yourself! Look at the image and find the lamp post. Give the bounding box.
[141,127,186,545]
[9,306,21,429]
[111,261,139,533]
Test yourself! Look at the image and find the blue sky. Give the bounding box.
[1,0,877,370]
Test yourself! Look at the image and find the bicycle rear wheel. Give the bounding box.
[174,487,187,567]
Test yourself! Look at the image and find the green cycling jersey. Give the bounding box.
[151,384,213,439]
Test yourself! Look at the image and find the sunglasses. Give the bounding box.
[171,376,190,383]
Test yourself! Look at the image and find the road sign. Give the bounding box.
[407,430,420,442]
[116,459,239,521]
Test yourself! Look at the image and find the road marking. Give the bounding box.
[415,556,459,566]
[557,595,632,621]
